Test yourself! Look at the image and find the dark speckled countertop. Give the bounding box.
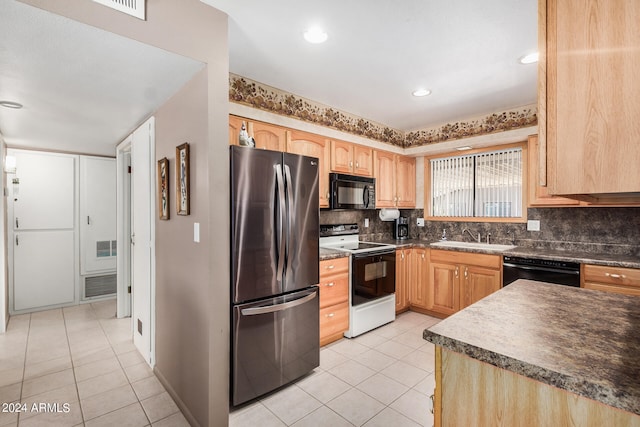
[321,238,640,267]
[424,280,640,416]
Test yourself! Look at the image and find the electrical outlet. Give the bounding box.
[364,218,369,228]
[527,220,541,231]
[417,218,425,227]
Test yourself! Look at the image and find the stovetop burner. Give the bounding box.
[319,223,395,254]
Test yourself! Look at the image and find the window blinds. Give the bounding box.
[430,148,522,218]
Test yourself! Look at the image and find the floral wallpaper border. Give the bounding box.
[229,74,537,148]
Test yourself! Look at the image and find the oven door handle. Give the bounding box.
[503,263,580,275]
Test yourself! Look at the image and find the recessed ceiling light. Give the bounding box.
[519,52,539,64]
[412,89,431,97]
[456,146,473,151]
[303,27,328,44]
[0,101,23,109]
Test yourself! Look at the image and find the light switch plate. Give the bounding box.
[194,222,200,242]
[527,220,540,231]
[417,218,425,227]
[364,218,369,228]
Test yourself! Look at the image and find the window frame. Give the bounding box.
[424,142,528,223]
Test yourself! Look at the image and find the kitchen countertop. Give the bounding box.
[423,279,640,416]
[319,247,349,261]
[321,238,640,268]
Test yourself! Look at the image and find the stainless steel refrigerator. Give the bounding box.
[230,146,320,406]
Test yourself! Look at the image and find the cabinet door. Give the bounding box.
[353,145,373,177]
[250,121,286,152]
[395,249,410,313]
[330,140,353,173]
[396,156,416,208]
[80,157,117,274]
[229,115,243,146]
[374,150,397,208]
[545,0,640,195]
[429,261,459,316]
[12,151,75,230]
[287,130,330,208]
[411,248,429,309]
[527,135,579,206]
[14,230,75,311]
[461,265,501,309]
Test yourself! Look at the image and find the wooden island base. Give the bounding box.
[435,347,640,427]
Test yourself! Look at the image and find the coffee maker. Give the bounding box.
[393,217,409,240]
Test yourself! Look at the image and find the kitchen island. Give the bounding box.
[424,279,640,426]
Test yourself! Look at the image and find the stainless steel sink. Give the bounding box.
[430,241,516,251]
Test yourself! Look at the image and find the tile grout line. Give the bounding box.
[16,312,32,427]
[94,302,153,426]
[61,306,86,426]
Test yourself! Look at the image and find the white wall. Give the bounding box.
[0,134,6,332]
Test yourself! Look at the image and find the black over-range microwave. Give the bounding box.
[329,173,376,210]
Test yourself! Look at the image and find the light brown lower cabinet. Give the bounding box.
[581,264,640,296]
[395,249,412,313]
[319,257,349,346]
[428,250,501,316]
[410,248,430,310]
[433,347,640,427]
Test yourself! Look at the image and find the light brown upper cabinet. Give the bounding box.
[374,151,416,208]
[528,135,580,207]
[251,121,286,152]
[287,130,331,208]
[229,115,286,151]
[229,115,243,146]
[330,140,373,177]
[539,0,640,198]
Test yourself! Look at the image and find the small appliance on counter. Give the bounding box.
[393,217,409,240]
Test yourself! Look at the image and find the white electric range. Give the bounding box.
[319,224,396,337]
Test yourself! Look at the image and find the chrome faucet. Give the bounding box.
[462,228,481,243]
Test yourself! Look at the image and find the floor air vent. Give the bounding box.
[84,274,117,298]
[92,0,145,20]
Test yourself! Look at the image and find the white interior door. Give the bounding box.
[80,156,117,274]
[131,117,155,365]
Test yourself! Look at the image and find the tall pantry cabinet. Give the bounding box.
[8,150,116,313]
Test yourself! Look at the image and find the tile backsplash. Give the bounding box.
[320,207,640,256]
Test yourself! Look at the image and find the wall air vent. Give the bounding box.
[84,274,117,299]
[91,0,145,20]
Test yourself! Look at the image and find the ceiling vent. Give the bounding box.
[92,0,145,20]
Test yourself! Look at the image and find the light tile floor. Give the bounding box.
[0,300,190,427]
[230,311,441,427]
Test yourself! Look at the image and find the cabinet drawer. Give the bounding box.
[583,282,640,297]
[320,257,349,277]
[320,302,349,339]
[582,265,640,288]
[319,275,349,308]
[430,249,501,270]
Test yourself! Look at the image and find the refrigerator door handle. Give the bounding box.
[275,164,286,283]
[284,164,294,258]
[240,290,317,316]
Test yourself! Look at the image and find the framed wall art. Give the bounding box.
[157,157,170,220]
[176,143,190,215]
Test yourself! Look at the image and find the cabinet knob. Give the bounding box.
[325,282,335,287]
[455,267,459,278]
[349,161,353,167]
[606,273,625,279]
[326,265,335,270]
[422,253,425,259]
[326,313,335,318]
[464,267,468,278]
[401,252,404,260]
[356,161,359,168]
[429,394,435,414]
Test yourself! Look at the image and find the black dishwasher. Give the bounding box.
[502,256,580,287]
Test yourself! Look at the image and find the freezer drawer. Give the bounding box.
[232,287,320,406]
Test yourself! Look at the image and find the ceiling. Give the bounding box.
[203,0,538,132]
[0,0,204,156]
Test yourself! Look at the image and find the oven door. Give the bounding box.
[351,251,396,305]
